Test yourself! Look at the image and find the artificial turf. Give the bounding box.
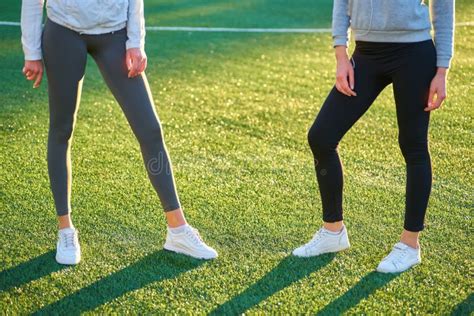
[0,0,473,314]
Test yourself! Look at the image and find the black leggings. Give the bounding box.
[308,40,436,232]
[42,19,181,216]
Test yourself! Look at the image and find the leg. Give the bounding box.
[392,40,437,243]
[87,32,218,260]
[42,20,87,226]
[88,31,182,220]
[308,53,390,229]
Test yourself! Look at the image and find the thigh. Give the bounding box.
[310,53,390,144]
[89,31,160,137]
[392,41,437,143]
[42,19,87,125]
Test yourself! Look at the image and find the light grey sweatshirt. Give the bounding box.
[332,0,455,68]
[21,0,145,61]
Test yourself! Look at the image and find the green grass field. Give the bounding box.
[1,0,473,314]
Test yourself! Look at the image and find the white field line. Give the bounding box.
[0,21,20,26]
[146,26,332,32]
[0,21,472,32]
[456,21,474,26]
[0,21,330,32]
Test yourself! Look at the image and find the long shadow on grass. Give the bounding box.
[33,250,204,315]
[451,293,473,315]
[211,254,335,315]
[316,271,398,315]
[0,250,65,292]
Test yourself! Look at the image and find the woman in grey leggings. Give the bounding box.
[21,0,217,264]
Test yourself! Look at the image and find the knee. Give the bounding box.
[49,121,74,144]
[307,125,337,157]
[398,137,430,164]
[137,123,164,146]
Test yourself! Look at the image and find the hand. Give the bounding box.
[334,46,356,97]
[425,68,448,111]
[22,60,43,88]
[126,48,147,78]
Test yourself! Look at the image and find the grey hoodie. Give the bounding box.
[21,0,145,61]
[332,0,454,68]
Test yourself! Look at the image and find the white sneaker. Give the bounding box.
[292,226,350,257]
[56,227,81,265]
[376,242,421,273]
[164,225,218,260]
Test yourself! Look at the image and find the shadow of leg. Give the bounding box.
[33,250,204,315]
[211,253,335,315]
[451,293,473,316]
[0,250,65,293]
[316,271,398,315]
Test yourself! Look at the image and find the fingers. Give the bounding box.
[128,59,139,78]
[348,67,355,91]
[127,55,139,78]
[335,82,343,95]
[138,57,147,75]
[424,81,447,111]
[126,51,133,74]
[127,54,147,78]
[22,66,35,78]
[335,78,349,96]
[434,92,446,108]
[33,70,43,88]
[335,75,347,96]
[424,89,446,111]
[133,57,146,77]
[27,68,39,80]
[425,87,436,111]
[24,67,35,80]
[23,63,43,88]
[335,60,357,97]
[336,74,356,97]
[425,72,448,111]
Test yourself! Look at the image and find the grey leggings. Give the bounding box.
[42,19,181,216]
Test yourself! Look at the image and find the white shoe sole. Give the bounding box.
[55,254,81,265]
[293,243,350,258]
[164,243,217,260]
[376,260,420,273]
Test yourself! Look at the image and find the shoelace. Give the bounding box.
[384,247,408,265]
[186,228,204,247]
[62,232,76,249]
[307,229,326,247]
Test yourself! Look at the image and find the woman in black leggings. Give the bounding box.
[21,0,217,264]
[293,0,454,273]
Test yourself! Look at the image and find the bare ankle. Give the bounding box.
[400,230,420,249]
[323,221,344,232]
[58,214,74,230]
[401,240,420,249]
[165,208,187,228]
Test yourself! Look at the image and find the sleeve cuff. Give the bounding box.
[126,40,145,51]
[333,36,348,47]
[436,57,452,69]
[24,51,42,61]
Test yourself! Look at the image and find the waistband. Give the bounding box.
[354,39,434,55]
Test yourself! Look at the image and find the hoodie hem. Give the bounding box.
[353,29,432,44]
